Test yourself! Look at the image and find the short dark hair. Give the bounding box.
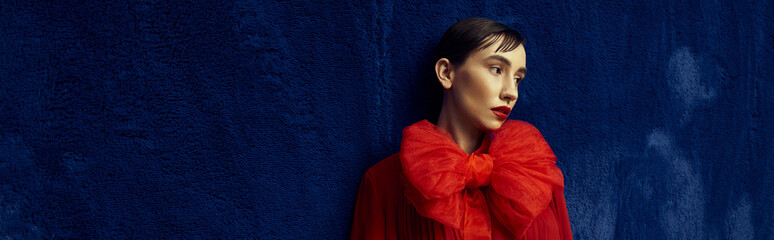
[435,18,525,65]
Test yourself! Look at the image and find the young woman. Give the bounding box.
[351,18,572,240]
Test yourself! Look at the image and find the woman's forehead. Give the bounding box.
[471,43,526,67]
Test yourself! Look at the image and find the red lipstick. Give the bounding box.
[491,106,511,120]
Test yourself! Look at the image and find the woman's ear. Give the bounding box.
[435,58,453,89]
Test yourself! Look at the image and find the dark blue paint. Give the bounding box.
[0,1,771,239]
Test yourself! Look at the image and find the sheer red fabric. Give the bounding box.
[351,120,572,240]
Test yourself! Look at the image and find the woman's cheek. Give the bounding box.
[468,70,491,101]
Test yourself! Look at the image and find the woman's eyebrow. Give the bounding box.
[484,55,511,67]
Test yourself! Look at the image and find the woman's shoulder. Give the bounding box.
[362,153,402,184]
[356,153,404,206]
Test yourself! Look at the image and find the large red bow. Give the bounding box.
[399,120,564,239]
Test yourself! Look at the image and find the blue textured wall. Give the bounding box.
[1,1,772,239]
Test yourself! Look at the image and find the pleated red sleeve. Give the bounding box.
[551,188,573,240]
[350,154,405,240]
[350,170,385,239]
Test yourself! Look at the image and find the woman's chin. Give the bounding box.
[478,119,506,133]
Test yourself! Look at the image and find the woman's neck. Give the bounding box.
[436,101,484,154]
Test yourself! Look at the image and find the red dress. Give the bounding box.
[351,120,572,240]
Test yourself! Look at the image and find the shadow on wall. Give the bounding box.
[667,47,717,125]
[1,136,45,239]
[616,47,753,239]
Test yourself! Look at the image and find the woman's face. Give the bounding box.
[449,41,527,132]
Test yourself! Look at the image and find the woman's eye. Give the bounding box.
[490,67,501,75]
[514,77,522,84]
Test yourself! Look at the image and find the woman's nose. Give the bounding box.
[501,80,518,103]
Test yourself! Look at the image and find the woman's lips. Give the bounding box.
[491,106,511,120]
